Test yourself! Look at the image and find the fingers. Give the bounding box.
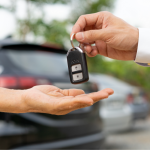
[56,95,93,113]
[71,12,113,43]
[84,45,98,57]
[71,12,104,34]
[95,40,108,57]
[102,88,114,95]
[58,88,114,111]
[87,88,114,103]
[74,29,107,44]
[60,89,85,96]
[81,40,108,57]
[54,88,114,115]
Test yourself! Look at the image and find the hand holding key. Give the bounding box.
[71,11,139,60]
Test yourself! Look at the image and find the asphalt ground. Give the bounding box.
[106,117,150,149]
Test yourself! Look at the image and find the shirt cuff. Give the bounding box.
[136,62,150,67]
[135,28,150,63]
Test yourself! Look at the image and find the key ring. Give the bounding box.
[70,33,76,48]
[70,33,81,48]
[67,33,83,56]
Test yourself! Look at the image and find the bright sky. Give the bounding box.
[0,0,150,39]
[113,0,150,27]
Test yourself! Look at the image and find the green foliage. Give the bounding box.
[30,0,69,5]
[0,0,114,43]
[70,0,114,23]
[87,55,150,93]
[17,18,69,46]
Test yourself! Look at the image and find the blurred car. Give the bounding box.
[0,38,105,149]
[90,74,134,132]
[127,87,149,120]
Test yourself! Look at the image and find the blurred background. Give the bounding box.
[0,0,150,149]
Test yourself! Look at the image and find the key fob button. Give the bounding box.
[71,64,82,72]
[67,47,89,84]
[73,73,83,81]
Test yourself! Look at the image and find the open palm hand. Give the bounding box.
[23,85,113,115]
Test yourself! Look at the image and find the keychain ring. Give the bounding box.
[70,33,75,48]
[70,33,81,48]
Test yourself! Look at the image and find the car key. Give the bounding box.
[67,33,89,84]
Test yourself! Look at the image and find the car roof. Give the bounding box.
[90,73,130,86]
[89,73,133,92]
[0,38,67,54]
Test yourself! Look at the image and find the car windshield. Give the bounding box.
[7,50,68,76]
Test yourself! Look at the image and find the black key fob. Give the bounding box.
[67,47,89,84]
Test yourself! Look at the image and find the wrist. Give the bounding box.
[10,89,28,113]
[0,88,27,113]
[18,89,30,113]
[21,89,34,113]
[21,89,41,113]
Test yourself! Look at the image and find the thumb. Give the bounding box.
[75,29,107,43]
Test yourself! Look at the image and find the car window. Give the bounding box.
[7,50,68,76]
[90,74,132,93]
[90,74,130,88]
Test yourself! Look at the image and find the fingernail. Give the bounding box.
[76,32,84,41]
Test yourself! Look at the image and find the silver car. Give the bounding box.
[126,86,149,121]
[90,73,133,132]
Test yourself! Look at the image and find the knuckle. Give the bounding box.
[79,15,85,20]
[78,15,87,23]
[101,11,112,16]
